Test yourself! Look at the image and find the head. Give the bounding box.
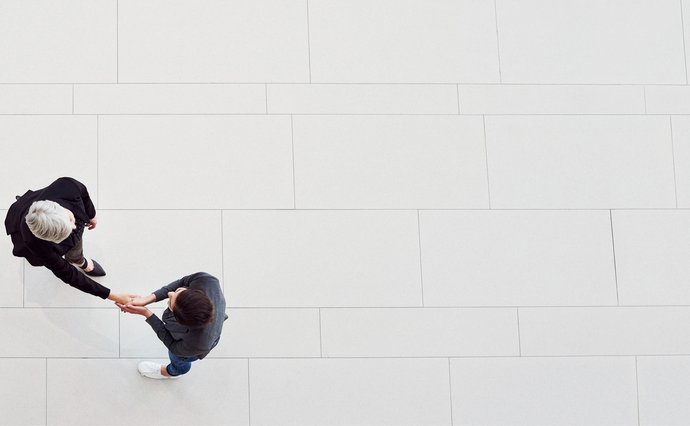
[25,200,76,243]
[168,287,214,327]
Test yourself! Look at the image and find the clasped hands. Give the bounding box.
[109,293,156,318]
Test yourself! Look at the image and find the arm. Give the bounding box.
[43,253,110,299]
[145,314,199,357]
[151,272,210,302]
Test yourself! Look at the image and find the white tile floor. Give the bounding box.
[1,0,690,425]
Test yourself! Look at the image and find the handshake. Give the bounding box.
[108,292,158,318]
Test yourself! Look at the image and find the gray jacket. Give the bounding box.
[145,272,227,359]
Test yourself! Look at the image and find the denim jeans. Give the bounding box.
[166,351,199,377]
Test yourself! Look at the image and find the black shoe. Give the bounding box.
[83,259,106,277]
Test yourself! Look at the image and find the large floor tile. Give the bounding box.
[223,210,421,307]
[672,116,690,207]
[485,116,676,208]
[98,115,293,209]
[118,0,308,83]
[520,307,690,356]
[267,84,458,114]
[0,0,116,83]
[293,116,488,209]
[458,85,644,114]
[24,210,223,308]
[212,308,320,358]
[74,84,265,114]
[638,356,690,425]
[47,358,249,425]
[321,308,518,357]
[420,210,617,306]
[0,359,46,426]
[250,358,451,425]
[450,357,638,425]
[309,0,499,83]
[613,210,690,305]
[0,116,97,207]
[0,210,23,308]
[646,86,690,114]
[0,85,71,114]
[496,0,685,83]
[0,308,117,357]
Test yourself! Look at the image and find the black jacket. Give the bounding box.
[4,177,110,299]
[145,272,228,359]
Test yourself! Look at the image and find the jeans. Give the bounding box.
[166,351,199,377]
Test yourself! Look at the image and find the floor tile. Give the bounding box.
[0,116,98,207]
[0,0,116,83]
[223,210,422,307]
[458,85,645,114]
[293,115,488,208]
[98,115,293,209]
[0,85,72,114]
[267,84,458,114]
[646,86,690,114]
[118,0,309,83]
[485,115,676,208]
[0,359,46,426]
[520,307,690,356]
[250,358,451,425]
[672,116,690,207]
[638,356,690,425]
[309,0,499,83]
[420,210,617,306]
[74,84,265,114]
[450,357,638,425]
[0,308,117,357]
[613,210,690,305]
[47,358,249,425]
[496,0,685,83]
[321,308,518,357]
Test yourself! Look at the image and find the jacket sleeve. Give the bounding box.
[145,314,200,357]
[42,252,111,299]
[60,177,96,219]
[152,272,212,302]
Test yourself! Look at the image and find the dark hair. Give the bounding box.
[172,289,214,327]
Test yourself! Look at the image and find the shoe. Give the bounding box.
[82,259,106,277]
[137,361,177,380]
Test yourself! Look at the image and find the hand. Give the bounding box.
[107,292,139,305]
[116,303,153,318]
[86,217,97,230]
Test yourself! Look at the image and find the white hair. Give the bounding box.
[25,200,72,243]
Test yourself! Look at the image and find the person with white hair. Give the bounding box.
[4,177,133,304]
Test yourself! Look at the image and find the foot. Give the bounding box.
[137,362,177,380]
[81,259,106,277]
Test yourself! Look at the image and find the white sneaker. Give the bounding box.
[137,361,177,380]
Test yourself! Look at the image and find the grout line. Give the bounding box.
[290,115,297,209]
[493,0,502,82]
[447,358,454,425]
[118,310,121,357]
[116,0,119,83]
[6,304,690,310]
[635,356,641,425]
[482,116,492,209]
[319,308,323,357]
[71,84,75,114]
[670,116,679,208]
[682,0,688,84]
[264,83,268,114]
[417,210,425,306]
[456,84,461,114]
[247,358,251,425]
[0,112,685,117]
[306,0,312,83]
[5,82,690,86]
[516,307,522,356]
[610,210,620,305]
[0,354,681,360]
[643,86,647,114]
[36,207,690,211]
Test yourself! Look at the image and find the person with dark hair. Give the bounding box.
[117,272,227,379]
[4,177,133,304]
